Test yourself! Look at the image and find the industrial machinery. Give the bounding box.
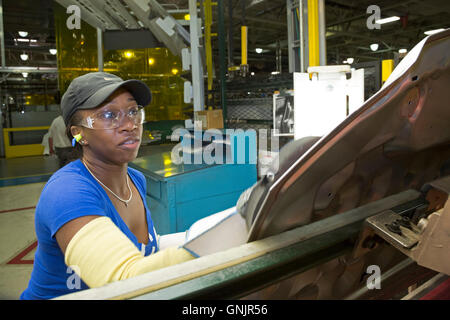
[57,29,450,300]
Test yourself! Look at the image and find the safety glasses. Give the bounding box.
[80,105,145,130]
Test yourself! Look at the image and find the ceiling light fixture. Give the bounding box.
[375,16,400,25]
[18,31,28,37]
[255,48,263,54]
[49,49,57,55]
[347,57,354,64]
[370,43,379,51]
[22,72,29,78]
[398,48,407,54]
[20,53,29,61]
[424,28,445,35]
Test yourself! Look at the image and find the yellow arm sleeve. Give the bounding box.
[64,216,195,288]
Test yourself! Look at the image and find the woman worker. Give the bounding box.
[21,72,194,299]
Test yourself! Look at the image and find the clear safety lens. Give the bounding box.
[82,105,145,130]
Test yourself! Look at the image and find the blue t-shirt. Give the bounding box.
[20,159,159,300]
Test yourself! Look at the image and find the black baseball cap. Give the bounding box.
[61,72,152,125]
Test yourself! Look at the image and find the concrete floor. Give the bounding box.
[0,143,175,299]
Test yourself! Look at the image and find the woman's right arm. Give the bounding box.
[55,216,195,288]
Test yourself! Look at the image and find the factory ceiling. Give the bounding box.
[1,0,449,85]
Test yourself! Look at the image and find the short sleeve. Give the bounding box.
[36,171,108,238]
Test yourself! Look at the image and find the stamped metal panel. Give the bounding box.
[245,30,450,241]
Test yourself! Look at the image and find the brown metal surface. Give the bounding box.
[236,31,450,300]
[245,30,450,242]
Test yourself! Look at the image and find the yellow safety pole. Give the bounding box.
[241,26,248,66]
[308,0,320,67]
[382,59,394,83]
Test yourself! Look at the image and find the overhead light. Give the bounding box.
[18,31,28,37]
[370,43,379,51]
[424,28,445,35]
[343,60,348,64]
[255,48,263,54]
[184,14,190,21]
[271,71,280,75]
[124,51,133,58]
[16,38,29,42]
[22,72,29,78]
[398,48,407,54]
[347,57,354,64]
[171,68,179,75]
[49,49,57,55]
[375,16,400,25]
[148,58,155,65]
[251,72,255,76]
[20,53,29,61]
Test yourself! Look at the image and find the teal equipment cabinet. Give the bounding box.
[130,130,257,235]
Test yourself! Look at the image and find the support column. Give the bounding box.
[0,0,6,67]
[218,0,227,128]
[227,0,234,68]
[318,0,326,65]
[189,0,205,111]
[0,0,5,157]
[97,28,103,72]
[287,0,307,72]
[299,0,308,71]
[204,0,214,108]
[276,40,282,73]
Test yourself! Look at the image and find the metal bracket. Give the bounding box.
[363,175,450,275]
[366,210,421,249]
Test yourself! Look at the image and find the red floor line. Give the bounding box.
[7,241,38,265]
[0,206,36,214]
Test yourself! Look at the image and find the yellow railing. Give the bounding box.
[3,126,49,158]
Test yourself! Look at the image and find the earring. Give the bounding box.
[72,134,82,147]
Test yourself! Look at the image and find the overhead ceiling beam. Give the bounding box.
[122,0,187,56]
[0,66,58,73]
[90,0,127,30]
[103,0,140,29]
[78,0,124,30]
[220,14,286,28]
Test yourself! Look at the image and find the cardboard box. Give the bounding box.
[194,110,224,130]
